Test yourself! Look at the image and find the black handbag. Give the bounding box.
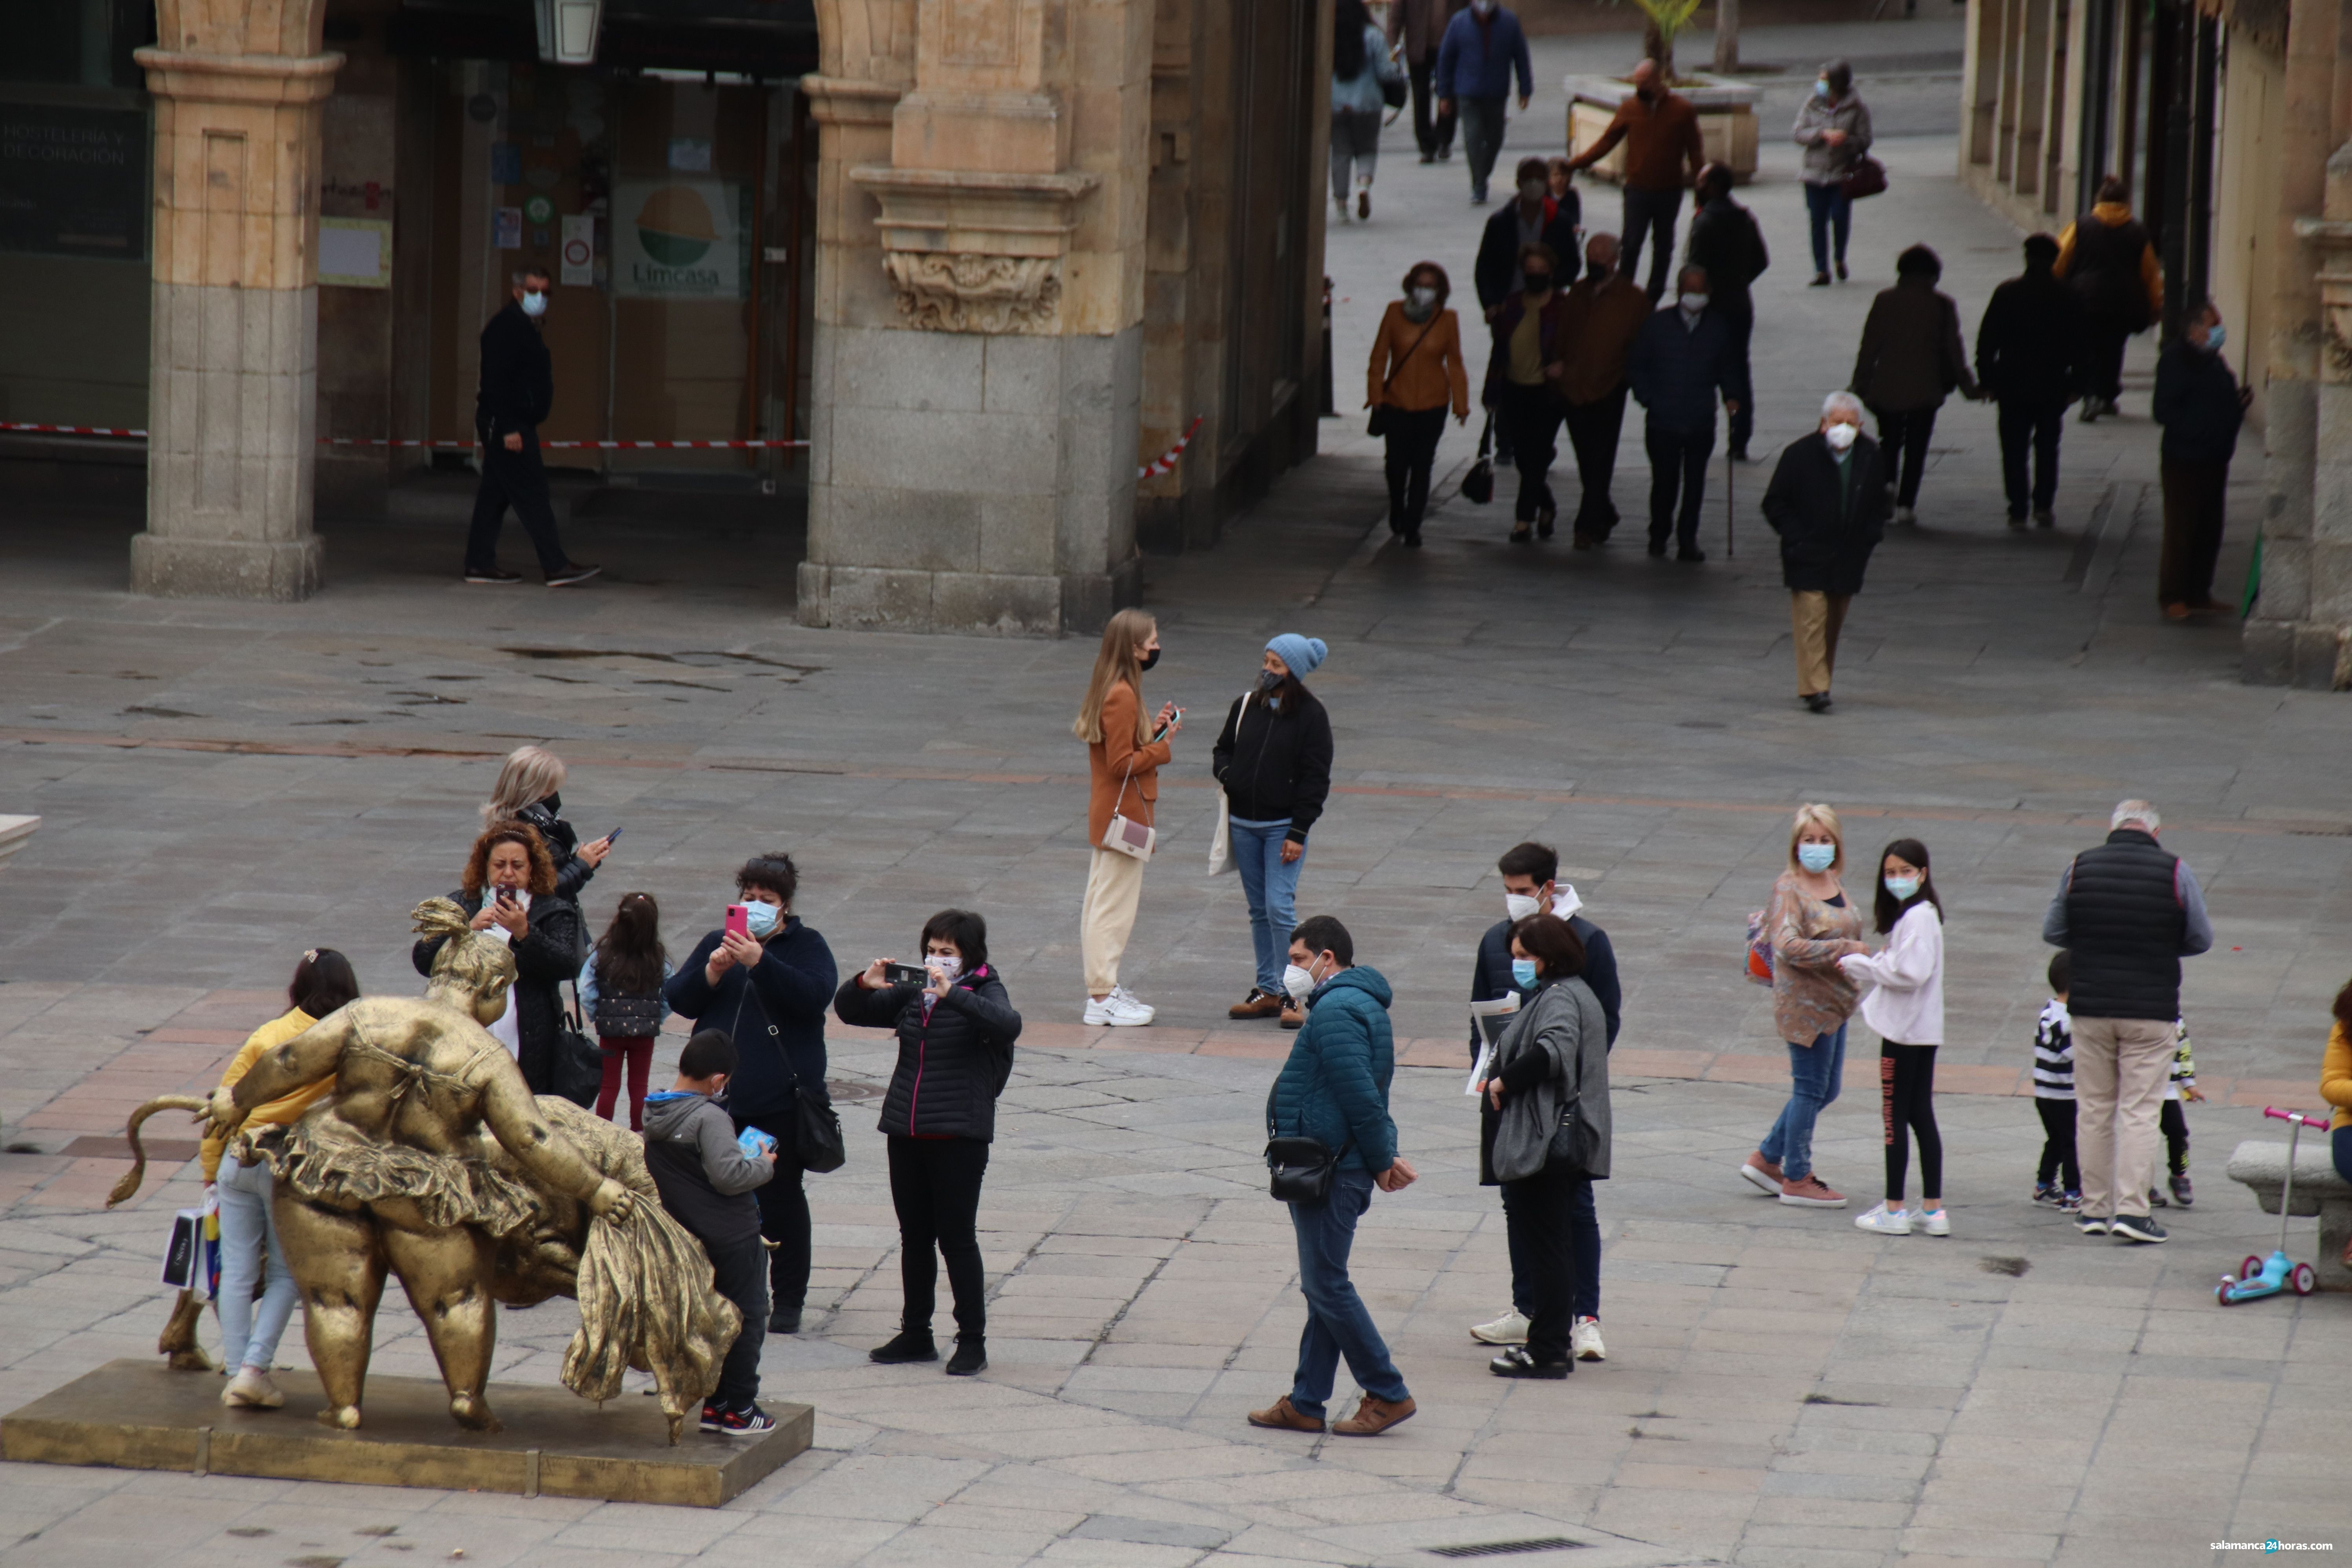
[1380,72,1407,110]
[552,982,605,1108]
[732,969,848,1174]
[1459,412,1496,505]
[1264,1082,1350,1203]
[1842,155,1887,201]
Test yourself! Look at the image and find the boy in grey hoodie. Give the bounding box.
[643,1029,778,1435]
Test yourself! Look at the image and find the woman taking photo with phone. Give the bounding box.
[835,909,1023,1376]
[1214,634,1335,1028]
[1075,608,1178,1026]
[666,852,839,1334]
[412,820,584,1096]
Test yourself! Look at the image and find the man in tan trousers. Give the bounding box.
[2042,799,2214,1245]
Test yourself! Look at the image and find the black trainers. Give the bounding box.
[1804,693,1833,715]
[546,562,603,587]
[699,1400,723,1432]
[2033,1181,2062,1206]
[717,1404,777,1436]
[2110,1213,2168,1244]
[869,1330,939,1364]
[2171,1172,2194,1207]
[945,1338,987,1377]
[2076,1213,2111,1236]
[1488,1346,1571,1379]
[464,566,523,584]
[768,1307,802,1334]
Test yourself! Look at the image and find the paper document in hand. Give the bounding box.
[1466,995,1520,1093]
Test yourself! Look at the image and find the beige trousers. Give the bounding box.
[1080,846,1149,996]
[2070,1015,2178,1220]
[1790,590,1852,697]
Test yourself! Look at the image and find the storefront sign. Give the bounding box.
[613,179,745,299]
[0,103,148,261]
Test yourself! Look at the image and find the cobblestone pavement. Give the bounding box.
[2,22,2348,1568]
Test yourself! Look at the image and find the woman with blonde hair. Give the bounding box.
[1073,608,1179,1025]
[1740,804,1870,1208]
[482,744,612,899]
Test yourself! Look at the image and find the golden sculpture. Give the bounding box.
[113,900,739,1444]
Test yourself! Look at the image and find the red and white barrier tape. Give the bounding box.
[4,422,803,450]
[2,421,145,437]
[1138,416,1203,480]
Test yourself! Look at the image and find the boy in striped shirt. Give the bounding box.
[2032,951,2080,1210]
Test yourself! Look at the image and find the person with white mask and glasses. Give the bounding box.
[1465,842,1619,1359]
[1762,392,1891,713]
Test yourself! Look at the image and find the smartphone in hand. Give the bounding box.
[882,961,930,988]
[724,904,750,939]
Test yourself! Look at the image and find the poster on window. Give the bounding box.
[0,104,149,260]
[613,180,746,300]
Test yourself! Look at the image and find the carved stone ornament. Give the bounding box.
[2296,212,2352,383]
[882,250,1061,332]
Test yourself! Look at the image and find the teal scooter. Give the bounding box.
[2217,1107,2327,1306]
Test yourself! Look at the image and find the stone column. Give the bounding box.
[799,0,1151,635]
[130,2,341,601]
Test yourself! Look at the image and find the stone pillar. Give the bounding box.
[131,3,341,601]
[799,0,1150,635]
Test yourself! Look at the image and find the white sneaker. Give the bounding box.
[1469,1309,1529,1345]
[1570,1318,1606,1361]
[222,1367,284,1408]
[1916,1207,1951,1236]
[1854,1202,1912,1235]
[1082,992,1154,1027]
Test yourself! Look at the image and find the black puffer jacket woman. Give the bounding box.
[412,821,583,1096]
[835,965,1022,1140]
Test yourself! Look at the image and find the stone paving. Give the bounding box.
[1,21,2348,1568]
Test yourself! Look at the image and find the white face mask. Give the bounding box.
[1824,421,1859,452]
[1408,286,1437,310]
[925,953,962,982]
[1679,292,1709,314]
[520,289,548,319]
[1282,961,1320,1003]
[1504,892,1542,923]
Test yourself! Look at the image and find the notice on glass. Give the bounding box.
[493,205,522,251]
[613,179,746,300]
[559,213,595,286]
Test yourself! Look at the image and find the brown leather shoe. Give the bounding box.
[1279,997,1304,1030]
[1247,1395,1326,1432]
[1229,989,1284,1020]
[1332,1394,1416,1436]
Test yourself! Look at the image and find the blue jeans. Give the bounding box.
[1287,1168,1411,1418]
[1506,1172,1599,1320]
[1804,181,1852,274]
[1230,816,1302,995]
[216,1155,298,1372]
[1760,1025,1848,1182]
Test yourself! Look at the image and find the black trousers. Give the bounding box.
[1564,387,1628,540]
[2158,456,2230,608]
[1875,407,1936,509]
[1880,1042,1943,1203]
[888,1134,991,1340]
[1997,397,2065,516]
[705,1232,770,1412]
[2035,1098,2080,1190]
[1717,295,1755,456]
[1644,419,1713,550]
[1501,1161,1586,1364]
[465,431,569,577]
[736,1115,812,1311]
[1406,57,1456,157]
[1498,383,1561,523]
[2085,318,2134,403]
[1381,404,1448,537]
[2160,1098,2190,1177]
[1621,186,1684,302]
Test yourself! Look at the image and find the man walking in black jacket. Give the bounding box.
[1761,392,1889,713]
[1976,234,2084,528]
[2151,299,2250,619]
[466,267,598,586]
[1682,165,1767,461]
[1626,265,1738,561]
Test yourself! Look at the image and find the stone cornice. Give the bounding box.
[800,74,904,128]
[134,47,344,105]
[849,166,1097,332]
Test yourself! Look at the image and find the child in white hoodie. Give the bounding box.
[1838,837,1947,1236]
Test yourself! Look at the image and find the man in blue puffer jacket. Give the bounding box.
[1434,0,1533,205]
[1248,915,1422,1439]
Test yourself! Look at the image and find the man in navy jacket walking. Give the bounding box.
[1626,264,1739,561]
[1434,0,1533,205]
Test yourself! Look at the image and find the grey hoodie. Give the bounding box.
[642,1090,771,1247]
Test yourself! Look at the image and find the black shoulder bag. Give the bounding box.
[731,962,848,1174]
[552,980,605,1108]
[1368,313,1440,439]
[1263,1072,1350,1204]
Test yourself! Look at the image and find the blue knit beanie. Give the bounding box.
[1265,633,1328,677]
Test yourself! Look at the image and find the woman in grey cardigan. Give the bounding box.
[1477,911,1612,1378]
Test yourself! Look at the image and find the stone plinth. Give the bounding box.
[2,1360,812,1507]
[1566,74,1760,184]
[0,816,36,878]
[129,25,342,603]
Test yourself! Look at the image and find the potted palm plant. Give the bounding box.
[1566,0,1761,184]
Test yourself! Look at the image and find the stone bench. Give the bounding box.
[2225,1138,2352,1288]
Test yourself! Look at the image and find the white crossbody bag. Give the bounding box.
[1101,754,1156,861]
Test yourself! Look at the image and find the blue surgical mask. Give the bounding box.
[742,901,780,937]
[1884,875,1921,902]
[1814,79,1831,98]
[1797,843,1837,873]
[2202,324,2227,351]
[521,289,548,319]
[1510,957,1540,989]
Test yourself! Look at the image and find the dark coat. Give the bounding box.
[1626,305,1736,432]
[664,918,838,1132]
[1974,267,2085,406]
[1211,686,1334,844]
[1475,196,1581,311]
[1852,278,1978,414]
[834,966,1022,1142]
[1469,913,1621,1057]
[2152,342,2245,466]
[412,887,584,1096]
[475,300,554,440]
[1684,193,1768,307]
[2059,829,2198,1020]
[1269,967,1397,1175]
[512,797,597,901]
[1481,287,1573,407]
[1762,430,1891,595]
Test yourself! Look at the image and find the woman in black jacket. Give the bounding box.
[663,851,838,1334]
[836,909,1022,1377]
[412,820,584,1096]
[1212,634,1336,1027]
[480,744,612,900]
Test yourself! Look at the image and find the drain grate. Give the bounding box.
[1426,1539,1585,1559]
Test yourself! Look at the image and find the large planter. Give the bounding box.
[0,817,36,878]
[1566,73,1761,185]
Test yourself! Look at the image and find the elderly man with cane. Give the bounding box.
[1760,392,1890,713]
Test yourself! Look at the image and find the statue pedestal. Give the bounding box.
[2,1360,811,1507]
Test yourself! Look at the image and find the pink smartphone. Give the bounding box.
[724,904,750,939]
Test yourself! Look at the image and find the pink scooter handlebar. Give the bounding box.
[2264,1106,2331,1129]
